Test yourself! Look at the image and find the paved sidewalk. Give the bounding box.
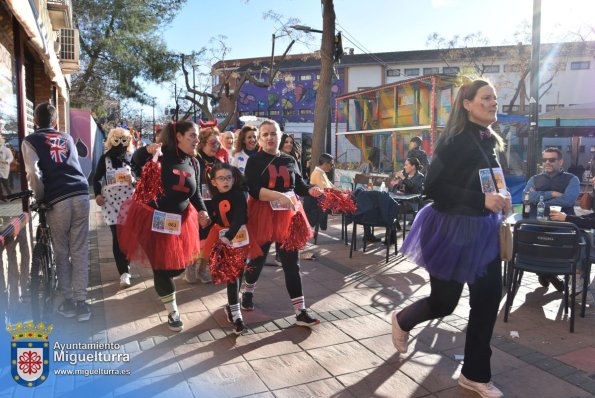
[2,203,595,397]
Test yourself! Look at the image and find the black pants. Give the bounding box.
[244,242,303,299]
[0,178,10,196]
[153,268,184,297]
[398,257,502,383]
[109,225,130,275]
[227,279,240,305]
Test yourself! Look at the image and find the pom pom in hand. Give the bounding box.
[281,212,313,251]
[209,241,248,284]
[132,159,164,204]
[318,188,356,214]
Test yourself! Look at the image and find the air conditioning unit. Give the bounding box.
[58,28,80,74]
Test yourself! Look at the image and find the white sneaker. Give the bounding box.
[183,265,198,284]
[197,268,212,284]
[167,311,184,332]
[391,311,409,353]
[119,273,131,288]
[458,374,503,398]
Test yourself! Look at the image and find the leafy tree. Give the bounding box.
[71,0,186,117]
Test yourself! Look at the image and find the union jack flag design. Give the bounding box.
[45,133,69,163]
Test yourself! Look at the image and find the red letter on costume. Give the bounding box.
[267,165,290,189]
[219,200,231,227]
[172,169,191,193]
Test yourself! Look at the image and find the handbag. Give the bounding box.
[579,192,593,210]
[471,135,513,262]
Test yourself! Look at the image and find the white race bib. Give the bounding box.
[270,191,298,211]
[219,224,250,248]
[151,210,182,235]
[201,183,212,201]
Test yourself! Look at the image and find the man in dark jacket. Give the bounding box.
[407,136,429,172]
[22,102,91,322]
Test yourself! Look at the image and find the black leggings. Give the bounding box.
[153,268,185,297]
[244,242,303,299]
[227,279,240,305]
[109,225,130,275]
[397,257,502,383]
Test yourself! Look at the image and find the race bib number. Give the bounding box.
[151,210,182,235]
[270,191,298,211]
[219,225,250,248]
[201,183,212,201]
[106,168,131,186]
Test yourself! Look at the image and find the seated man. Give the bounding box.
[523,147,580,291]
[305,153,335,231]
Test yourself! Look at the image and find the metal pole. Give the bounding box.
[527,0,541,179]
[152,97,156,139]
[192,66,197,122]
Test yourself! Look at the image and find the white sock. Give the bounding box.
[292,296,305,315]
[230,303,242,321]
[160,292,178,314]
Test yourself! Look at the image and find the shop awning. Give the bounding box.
[5,0,69,100]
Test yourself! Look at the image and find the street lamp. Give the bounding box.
[151,96,156,139]
[192,64,198,122]
[290,25,324,34]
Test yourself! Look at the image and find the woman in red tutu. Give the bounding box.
[242,119,323,327]
[118,121,210,332]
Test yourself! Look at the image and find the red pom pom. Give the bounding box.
[318,188,356,214]
[132,160,164,204]
[209,241,249,284]
[281,212,312,251]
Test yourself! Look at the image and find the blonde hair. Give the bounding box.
[438,78,504,151]
[104,127,133,152]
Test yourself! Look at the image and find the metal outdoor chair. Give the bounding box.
[503,220,589,333]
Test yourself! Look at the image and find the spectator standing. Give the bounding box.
[0,134,14,196]
[22,102,92,322]
[407,136,429,172]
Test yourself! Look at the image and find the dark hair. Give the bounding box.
[543,147,562,159]
[34,102,58,128]
[279,133,301,161]
[234,125,257,155]
[160,121,196,152]
[205,163,244,197]
[318,153,333,165]
[405,157,420,171]
[410,136,422,146]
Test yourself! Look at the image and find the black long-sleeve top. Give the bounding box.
[425,122,500,216]
[244,151,311,199]
[92,149,132,195]
[210,189,248,241]
[131,147,206,214]
[565,213,595,230]
[398,171,424,195]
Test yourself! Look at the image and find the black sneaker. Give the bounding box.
[364,235,381,243]
[295,309,320,327]
[76,301,91,322]
[168,311,184,332]
[224,304,233,324]
[57,299,76,318]
[233,318,248,336]
[241,292,254,311]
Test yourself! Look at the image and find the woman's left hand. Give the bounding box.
[309,187,324,198]
[198,210,211,228]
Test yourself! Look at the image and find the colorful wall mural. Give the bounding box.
[236,68,344,125]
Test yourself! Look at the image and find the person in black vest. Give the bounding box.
[22,102,91,322]
[407,136,430,172]
[523,147,580,291]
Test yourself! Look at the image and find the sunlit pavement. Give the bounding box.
[2,200,595,398]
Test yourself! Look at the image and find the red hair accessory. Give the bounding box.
[199,120,218,128]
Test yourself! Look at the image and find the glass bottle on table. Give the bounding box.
[522,191,530,219]
[367,178,373,191]
[537,195,546,221]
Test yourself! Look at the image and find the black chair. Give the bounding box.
[348,190,399,263]
[503,220,588,333]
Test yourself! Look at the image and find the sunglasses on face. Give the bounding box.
[542,157,559,163]
[110,136,131,146]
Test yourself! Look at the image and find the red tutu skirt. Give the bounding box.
[117,199,201,270]
[246,198,312,258]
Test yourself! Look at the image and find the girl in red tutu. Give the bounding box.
[118,121,211,332]
[242,119,323,327]
[203,163,249,335]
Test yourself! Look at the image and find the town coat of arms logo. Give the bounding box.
[7,321,53,387]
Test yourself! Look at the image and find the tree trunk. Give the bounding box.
[310,0,335,175]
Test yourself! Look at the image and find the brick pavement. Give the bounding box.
[2,202,595,398]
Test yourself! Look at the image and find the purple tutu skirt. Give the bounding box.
[400,204,500,284]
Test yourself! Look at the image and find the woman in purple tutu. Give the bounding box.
[393,79,510,398]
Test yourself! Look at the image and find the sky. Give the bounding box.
[140,0,595,116]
